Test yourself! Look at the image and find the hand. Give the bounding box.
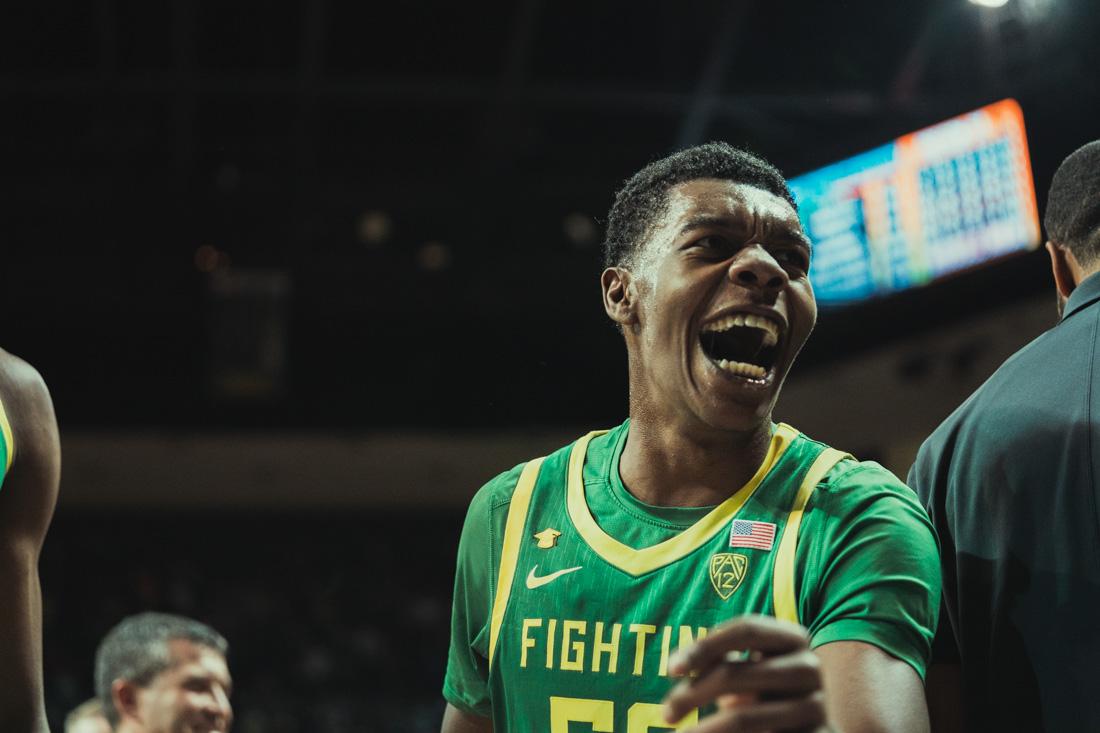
[662,614,827,732]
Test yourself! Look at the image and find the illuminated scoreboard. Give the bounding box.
[789,99,1041,306]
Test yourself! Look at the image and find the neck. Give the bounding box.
[618,410,772,508]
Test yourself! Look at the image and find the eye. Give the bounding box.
[774,248,809,271]
[688,235,732,253]
[182,678,210,693]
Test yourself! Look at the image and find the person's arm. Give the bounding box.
[665,464,940,732]
[661,618,928,733]
[816,640,928,731]
[440,465,524,733]
[0,353,60,733]
[442,703,493,733]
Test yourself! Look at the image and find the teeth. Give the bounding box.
[702,313,780,347]
[716,359,767,380]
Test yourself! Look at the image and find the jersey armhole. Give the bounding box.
[487,456,545,669]
[772,448,850,624]
[0,393,13,472]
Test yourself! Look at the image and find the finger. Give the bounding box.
[669,615,809,677]
[674,693,826,733]
[717,693,756,711]
[663,651,821,724]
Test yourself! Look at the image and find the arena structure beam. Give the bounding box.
[675,1,752,149]
[0,72,974,120]
[482,0,541,149]
[171,0,197,185]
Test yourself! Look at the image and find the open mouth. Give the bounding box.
[699,313,781,381]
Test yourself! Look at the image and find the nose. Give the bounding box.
[727,244,787,292]
[207,687,233,728]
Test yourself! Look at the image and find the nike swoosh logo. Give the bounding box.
[525,565,582,589]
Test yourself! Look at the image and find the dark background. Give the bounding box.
[3,0,1098,730]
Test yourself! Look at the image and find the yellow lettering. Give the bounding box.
[550,696,613,732]
[591,622,621,674]
[679,626,707,650]
[520,618,542,669]
[548,696,699,731]
[626,701,699,731]
[658,626,673,677]
[629,623,657,676]
[546,619,558,669]
[561,620,587,671]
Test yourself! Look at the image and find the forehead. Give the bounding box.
[661,178,799,229]
[161,639,231,684]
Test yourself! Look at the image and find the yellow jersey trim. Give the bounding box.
[0,394,12,472]
[488,456,545,669]
[772,447,850,624]
[566,424,800,577]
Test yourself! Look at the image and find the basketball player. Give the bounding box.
[0,349,60,733]
[95,612,233,733]
[441,143,940,732]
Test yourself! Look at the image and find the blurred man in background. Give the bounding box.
[443,143,940,733]
[0,349,60,733]
[95,612,233,733]
[64,699,110,733]
[910,139,1100,731]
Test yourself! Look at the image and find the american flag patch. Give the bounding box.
[729,519,776,551]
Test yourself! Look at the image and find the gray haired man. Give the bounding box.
[94,612,233,733]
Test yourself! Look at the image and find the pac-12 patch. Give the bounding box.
[709,553,749,600]
[729,519,776,551]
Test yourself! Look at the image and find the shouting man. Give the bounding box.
[442,143,940,733]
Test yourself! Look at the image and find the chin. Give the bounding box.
[695,398,774,434]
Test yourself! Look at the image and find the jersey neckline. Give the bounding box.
[567,423,800,576]
[598,420,714,530]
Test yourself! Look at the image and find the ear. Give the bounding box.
[1046,241,1077,300]
[112,679,142,723]
[601,267,638,327]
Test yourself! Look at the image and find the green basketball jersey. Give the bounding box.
[444,421,940,732]
[0,395,11,486]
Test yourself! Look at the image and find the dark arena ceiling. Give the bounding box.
[2,0,1098,428]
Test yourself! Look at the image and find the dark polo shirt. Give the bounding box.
[909,270,1100,731]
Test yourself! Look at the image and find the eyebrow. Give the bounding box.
[185,672,234,691]
[678,215,813,253]
[678,215,740,236]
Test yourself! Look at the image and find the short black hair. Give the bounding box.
[94,612,228,727]
[1045,140,1100,264]
[603,141,796,269]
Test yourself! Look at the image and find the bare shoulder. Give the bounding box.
[0,347,55,433]
[0,348,59,546]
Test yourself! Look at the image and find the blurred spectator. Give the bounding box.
[43,513,452,733]
[94,613,232,733]
[64,698,110,733]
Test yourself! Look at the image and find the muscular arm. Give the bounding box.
[816,641,929,733]
[0,352,60,733]
[441,703,493,733]
[664,618,929,733]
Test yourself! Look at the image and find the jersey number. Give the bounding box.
[550,695,698,732]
